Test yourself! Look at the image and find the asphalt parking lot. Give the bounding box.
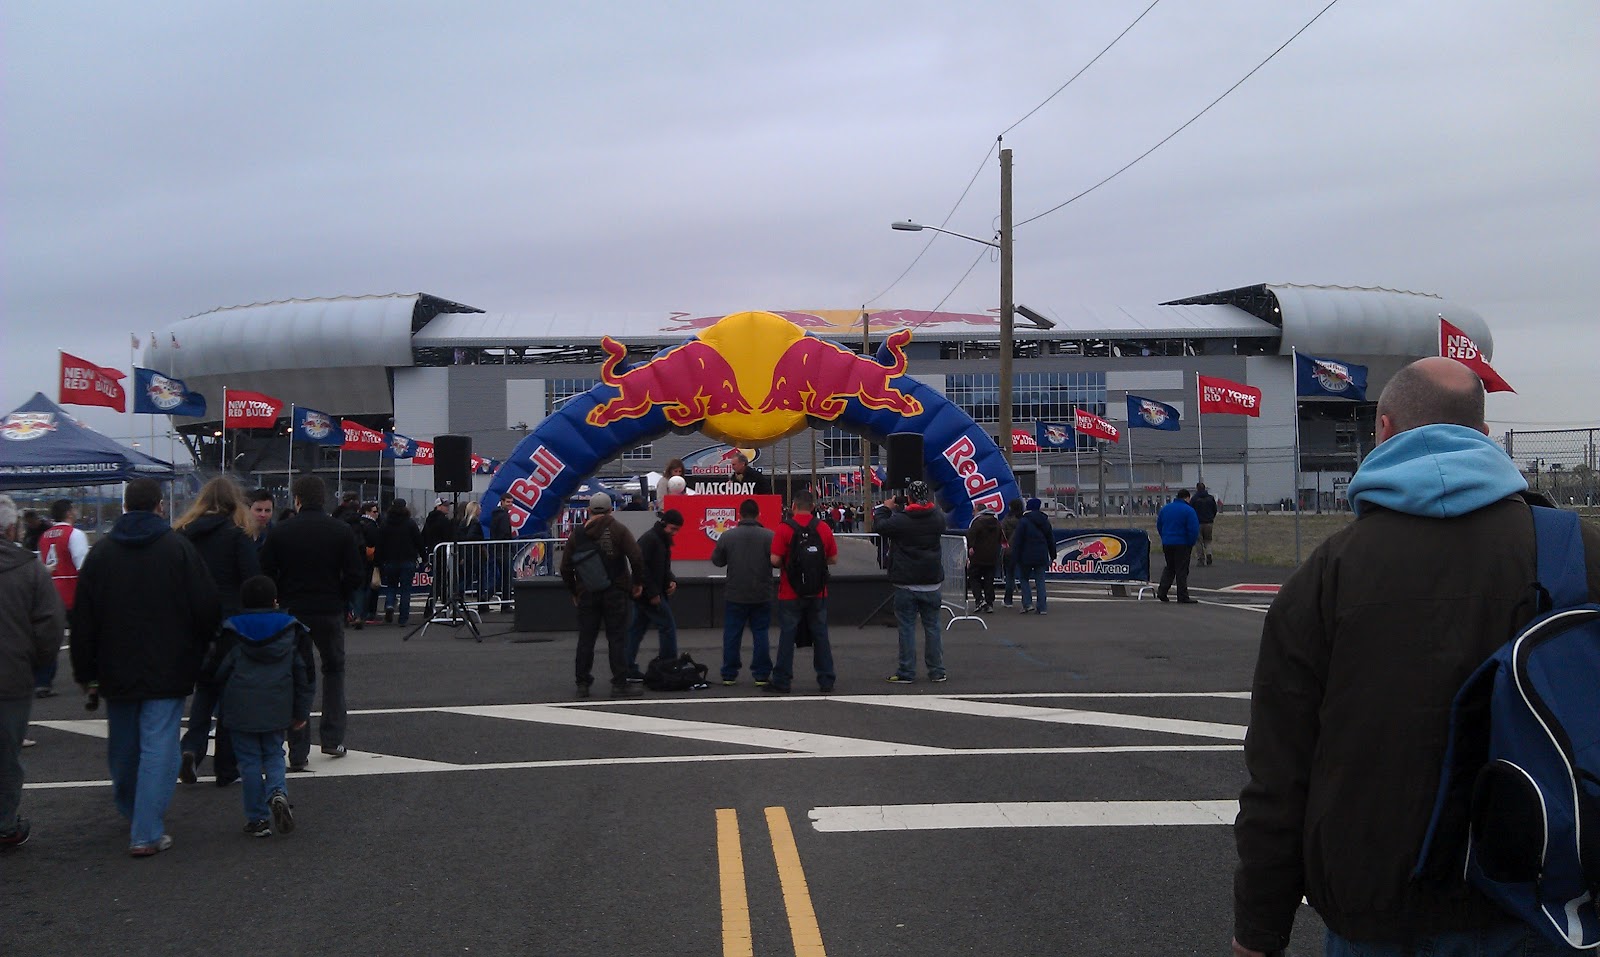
[5,560,1328,957]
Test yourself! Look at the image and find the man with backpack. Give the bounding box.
[766,490,837,694]
[874,482,948,684]
[559,493,645,698]
[1231,357,1600,957]
[625,509,683,681]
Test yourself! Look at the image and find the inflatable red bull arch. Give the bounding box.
[482,310,1020,536]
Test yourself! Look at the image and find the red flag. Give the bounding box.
[223,390,283,428]
[1010,428,1039,453]
[1074,408,1120,443]
[341,419,386,451]
[1440,317,1514,393]
[1197,375,1262,417]
[59,353,127,412]
[413,441,434,465]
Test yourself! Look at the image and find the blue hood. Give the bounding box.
[224,610,300,644]
[108,510,171,546]
[1347,424,1526,518]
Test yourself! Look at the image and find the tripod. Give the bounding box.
[407,491,482,642]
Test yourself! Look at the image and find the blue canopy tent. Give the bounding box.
[0,393,177,490]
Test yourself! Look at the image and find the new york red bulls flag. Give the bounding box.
[1197,375,1262,417]
[223,390,284,428]
[59,353,127,412]
[1440,317,1514,393]
[1074,409,1120,443]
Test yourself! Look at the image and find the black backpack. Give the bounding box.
[568,527,614,593]
[784,518,829,598]
[644,653,709,691]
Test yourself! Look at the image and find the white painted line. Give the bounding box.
[443,702,953,756]
[808,800,1240,832]
[1198,599,1268,613]
[30,719,108,739]
[833,695,1246,741]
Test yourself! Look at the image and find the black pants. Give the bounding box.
[1158,545,1193,601]
[969,563,996,608]
[575,587,630,687]
[287,613,343,765]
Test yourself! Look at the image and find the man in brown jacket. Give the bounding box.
[964,504,1002,613]
[559,493,645,698]
[1232,357,1600,956]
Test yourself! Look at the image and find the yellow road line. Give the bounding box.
[765,806,828,957]
[716,809,754,957]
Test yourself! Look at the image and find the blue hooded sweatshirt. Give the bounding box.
[1345,424,1526,519]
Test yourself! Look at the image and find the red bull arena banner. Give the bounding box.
[482,311,1019,536]
[1046,530,1152,583]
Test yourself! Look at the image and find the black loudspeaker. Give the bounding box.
[433,434,474,493]
[885,432,924,489]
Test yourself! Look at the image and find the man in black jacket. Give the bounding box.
[70,479,221,856]
[489,493,515,612]
[260,476,365,770]
[964,503,1002,613]
[624,509,682,680]
[1190,482,1219,565]
[874,481,948,683]
[1231,358,1600,956]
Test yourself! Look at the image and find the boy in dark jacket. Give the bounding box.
[210,576,312,838]
[625,510,683,680]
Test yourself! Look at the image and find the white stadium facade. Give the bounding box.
[144,283,1494,512]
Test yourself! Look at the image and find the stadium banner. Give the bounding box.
[1044,528,1151,583]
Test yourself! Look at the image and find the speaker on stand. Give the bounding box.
[885,432,924,492]
[433,434,474,493]
[412,434,481,642]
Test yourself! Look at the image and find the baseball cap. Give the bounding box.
[1026,497,1043,511]
[589,492,613,512]
[434,496,449,507]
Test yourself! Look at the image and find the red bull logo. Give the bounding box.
[1054,535,1132,576]
[1312,360,1354,394]
[1,413,57,442]
[759,328,922,418]
[587,337,755,427]
[144,374,186,411]
[700,507,737,542]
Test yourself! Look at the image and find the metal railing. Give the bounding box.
[939,534,985,631]
[413,537,563,640]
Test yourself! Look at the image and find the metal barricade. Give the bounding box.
[939,534,985,631]
[414,537,563,641]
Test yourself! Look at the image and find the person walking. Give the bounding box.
[1009,498,1057,615]
[999,498,1024,608]
[1155,490,1199,604]
[260,476,365,770]
[375,500,426,627]
[489,493,515,612]
[420,497,453,561]
[965,503,1002,613]
[874,481,948,683]
[625,509,683,678]
[710,499,775,686]
[33,498,87,698]
[766,490,838,694]
[1230,357,1600,957]
[559,493,645,698]
[247,489,276,550]
[173,477,261,787]
[1190,482,1219,566]
[70,479,221,856]
[0,494,66,851]
[347,501,380,629]
[208,576,312,838]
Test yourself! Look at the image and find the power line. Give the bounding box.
[1000,0,1163,136]
[1017,0,1341,228]
[864,140,997,308]
[924,246,993,317]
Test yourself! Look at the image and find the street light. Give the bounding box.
[890,147,1015,467]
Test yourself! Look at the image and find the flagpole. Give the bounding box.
[1291,349,1302,564]
[1126,422,1136,515]
[221,386,228,476]
[287,404,295,491]
[1196,376,1206,483]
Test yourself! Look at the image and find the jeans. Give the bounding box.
[1019,562,1049,612]
[575,587,630,687]
[773,598,834,691]
[0,696,31,831]
[33,657,57,692]
[105,697,185,848]
[1002,553,1018,605]
[625,599,678,670]
[351,578,373,623]
[893,588,945,680]
[381,561,418,624]
[1325,924,1574,956]
[969,563,996,609]
[1158,544,1192,600]
[181,679,236,778]
[721,601,773,681]
[287,613,341,765]
[230,729,287,825]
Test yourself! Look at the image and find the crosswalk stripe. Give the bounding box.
[832,695,1246,740]
[808,800,1240,832]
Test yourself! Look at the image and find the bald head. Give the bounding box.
[1375,357,1487,443]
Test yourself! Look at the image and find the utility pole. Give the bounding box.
[998,147,1015,469]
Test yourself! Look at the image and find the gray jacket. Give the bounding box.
[0,541,65,700]
[710,518,776,604]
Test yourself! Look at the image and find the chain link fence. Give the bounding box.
[1502,429,1600,508]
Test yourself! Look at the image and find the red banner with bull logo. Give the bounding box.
[661,493,784,561]
[1045,529,1151,582]
[481,311,1019,537]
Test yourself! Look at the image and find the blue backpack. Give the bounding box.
[1414,507,1600,949]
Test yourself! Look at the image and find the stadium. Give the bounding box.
[142,283,1493,513]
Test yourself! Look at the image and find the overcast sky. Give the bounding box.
[5,1,1596,444]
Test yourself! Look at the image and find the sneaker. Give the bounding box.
[21,738,36,748]
[0,819,29,849]
[34,687,56,699]
[761,683,791,694]
[575,682,591,699]
[129,834,174,857]
[610,683,642,698]
[287,764,313,774]
[817,684,835,694]
[321,744,347,758]
[930,674,948,683]
[384,607,394,624]
[269,792,295,834]
[721,679,738,686]
[886,675,915,684]
[1019,606,1033,614]
[179,752,198,784]
[243,820,272,838]
[214,771,239,788]
[754,678,770,687]
[1037,610,1047,616]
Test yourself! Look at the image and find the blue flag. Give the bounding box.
[292,406,343,446]
[1296,352,1368,400]
[1035,421,1076,448]
[1126,395,1181,431]
[383,432,418,460]
[132,368,207,417]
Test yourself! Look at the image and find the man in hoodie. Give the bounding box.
[559,493,646,698]
[710,498,775,686]
[1231,358,1600,957]
[1008,499,1057,615]
[625,509,683,679]
[1155,490,1200,604]
[70,479,221,857]
[875,481,949,683]
[1,494,66,850]
[1190,482,1219,565]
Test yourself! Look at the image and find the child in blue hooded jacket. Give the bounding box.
[209,575,312,837]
